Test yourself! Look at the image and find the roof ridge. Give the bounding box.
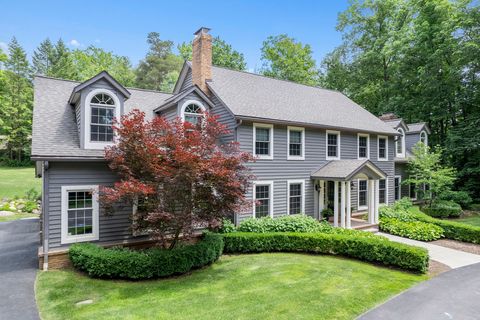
[210,64,341,94]
[34,74,173,95]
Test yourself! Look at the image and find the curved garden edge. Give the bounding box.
[69,231,429,280]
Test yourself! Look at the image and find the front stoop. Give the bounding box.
[351,217,379,233]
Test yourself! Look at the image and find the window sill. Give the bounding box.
[326,157,340,161]
[256,155,274,160]
[61,234,99,245]
[287,156,305,161]
[377,158,388,162]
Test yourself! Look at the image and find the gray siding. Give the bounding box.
[180,69,193,91]
[236,123,396,220]
[210,94,236,143]
[406,132,420,152]
[46,161,136,249]
[395,163,411,198]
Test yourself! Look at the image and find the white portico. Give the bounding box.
[311,160,386,228]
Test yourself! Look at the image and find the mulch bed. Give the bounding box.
[428,259,451,277]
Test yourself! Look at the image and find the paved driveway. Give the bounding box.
[358,262,480,320]
[0,219,40,320]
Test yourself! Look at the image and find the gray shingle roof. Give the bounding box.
[207,66,398,135]
[32,76,172,159]
[406,122,428,133]
[311,159,387,180]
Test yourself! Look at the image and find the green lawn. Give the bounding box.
[36,253,425,320]
[0,166,41,199]
[455,213,480,227]
[0,213,39,222]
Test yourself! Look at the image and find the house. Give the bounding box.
[32,27,428,269]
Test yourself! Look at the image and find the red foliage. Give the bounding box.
[100,109,254,248]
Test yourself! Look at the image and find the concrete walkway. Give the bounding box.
[358,262,480,320]
[378,232,480,268]
[0,219,40,320]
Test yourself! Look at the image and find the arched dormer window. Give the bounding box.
[90,93,115,142]
[180,100,206,125]
[84,88,121,149]
[396,128,405,157]
[420,131,428,145]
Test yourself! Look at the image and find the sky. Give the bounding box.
[0,0,349,71]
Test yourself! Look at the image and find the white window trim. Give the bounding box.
[357,133,370,159]
[252,180,274,218]
[420,130,428,146]
[396,128,405,158]
[61,185,100,244]
[179,100,206,123]
[377,135,388,161]
[84,88,121,150]
[253,123,274,160]
[394,175,402,200]
[357,179,368,210]
[287,126,305,160]
[326,130,341,160]
[287,179,306,215]
[379,178,389,206]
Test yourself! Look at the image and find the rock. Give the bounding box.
[32,209,40,214]
[17,204,25,210]
[0,211,14,217]
[75,299,93,306]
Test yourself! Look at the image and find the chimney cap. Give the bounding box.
[194,27,211,36]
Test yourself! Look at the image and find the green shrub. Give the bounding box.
[393,197,414,211]
[238,215,329,233]
[223,232,428,273]
[439,191,473,209]
[422,200,462,218]
[379,218,443,241]
[25,188,42,202]
[23,201,38,213]
[470,203,480,211]
[218,218,236,233]
[69,233,224,279]
[321,208,334,220]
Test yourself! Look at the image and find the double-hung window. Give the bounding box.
[287,126,305,160]
[287,180,305,215]
[253,123,273,159]
[358,180,368,209]
[394,176,401,200]
[358,134,369,159]
[90,93,115,142]
[253,181,273,218]
[378,136,388,161]
[61,185,99,244]
[396,128,405,158]
[379,179,387,204]
[326,130,340,160]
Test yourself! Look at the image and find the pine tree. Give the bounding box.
[32,38,54,76]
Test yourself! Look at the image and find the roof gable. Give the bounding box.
[311,159,387,180]
[154,85,215,113]
[68,71,131,105]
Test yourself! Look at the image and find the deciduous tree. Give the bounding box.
[100,110,254,248]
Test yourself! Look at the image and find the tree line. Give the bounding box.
[0,0,478,199]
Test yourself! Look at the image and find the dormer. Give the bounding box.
[68,71,131,150]
[406,122,431,149]
[379,113,408,159]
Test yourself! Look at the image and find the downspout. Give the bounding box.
[42,161,49,270]
[233,118,243,226]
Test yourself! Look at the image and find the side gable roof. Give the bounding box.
[311,159,387,180]
[68,71,131,105]
[406,122,431,134]
[383,118,409,132]
[32,76,172,160]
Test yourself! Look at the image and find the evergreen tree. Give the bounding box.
[32,38,54,75]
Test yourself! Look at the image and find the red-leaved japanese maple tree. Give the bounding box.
[100,109,254,248]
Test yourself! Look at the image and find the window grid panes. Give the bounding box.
[67,191,93,236]
[359,180,367,207]
[289,130,302,156]
[255,185,270,217]
[91,106,114,142]
[184,104,203,125]
[378,138,387,159]
[327,133,338,157]
[379,179,386,204]
[358,136,368,158]
[255,128,270,156]
[289,183,302,214]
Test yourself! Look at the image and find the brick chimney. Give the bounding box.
[192,27,212,94]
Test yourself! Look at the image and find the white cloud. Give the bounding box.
[69,39,81,47]
[0,42,8,53]
[94,39,101,44]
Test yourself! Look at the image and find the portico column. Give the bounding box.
[368,180,375,224]
[346,181,351,229]
[374,179,380,223]
[333,181,339,227]
[319,180,325,214]
[340,181,346,228]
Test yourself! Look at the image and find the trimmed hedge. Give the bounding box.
[223,232,429,273]
[379,217,444,241]
[422,200,462,218]
[415,214,480,244]
[69,233,224,280]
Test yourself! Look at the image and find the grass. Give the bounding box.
[454,212,480,227]
[0,213,38,222]
[36,253,425,320]
[0,166,41,199]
